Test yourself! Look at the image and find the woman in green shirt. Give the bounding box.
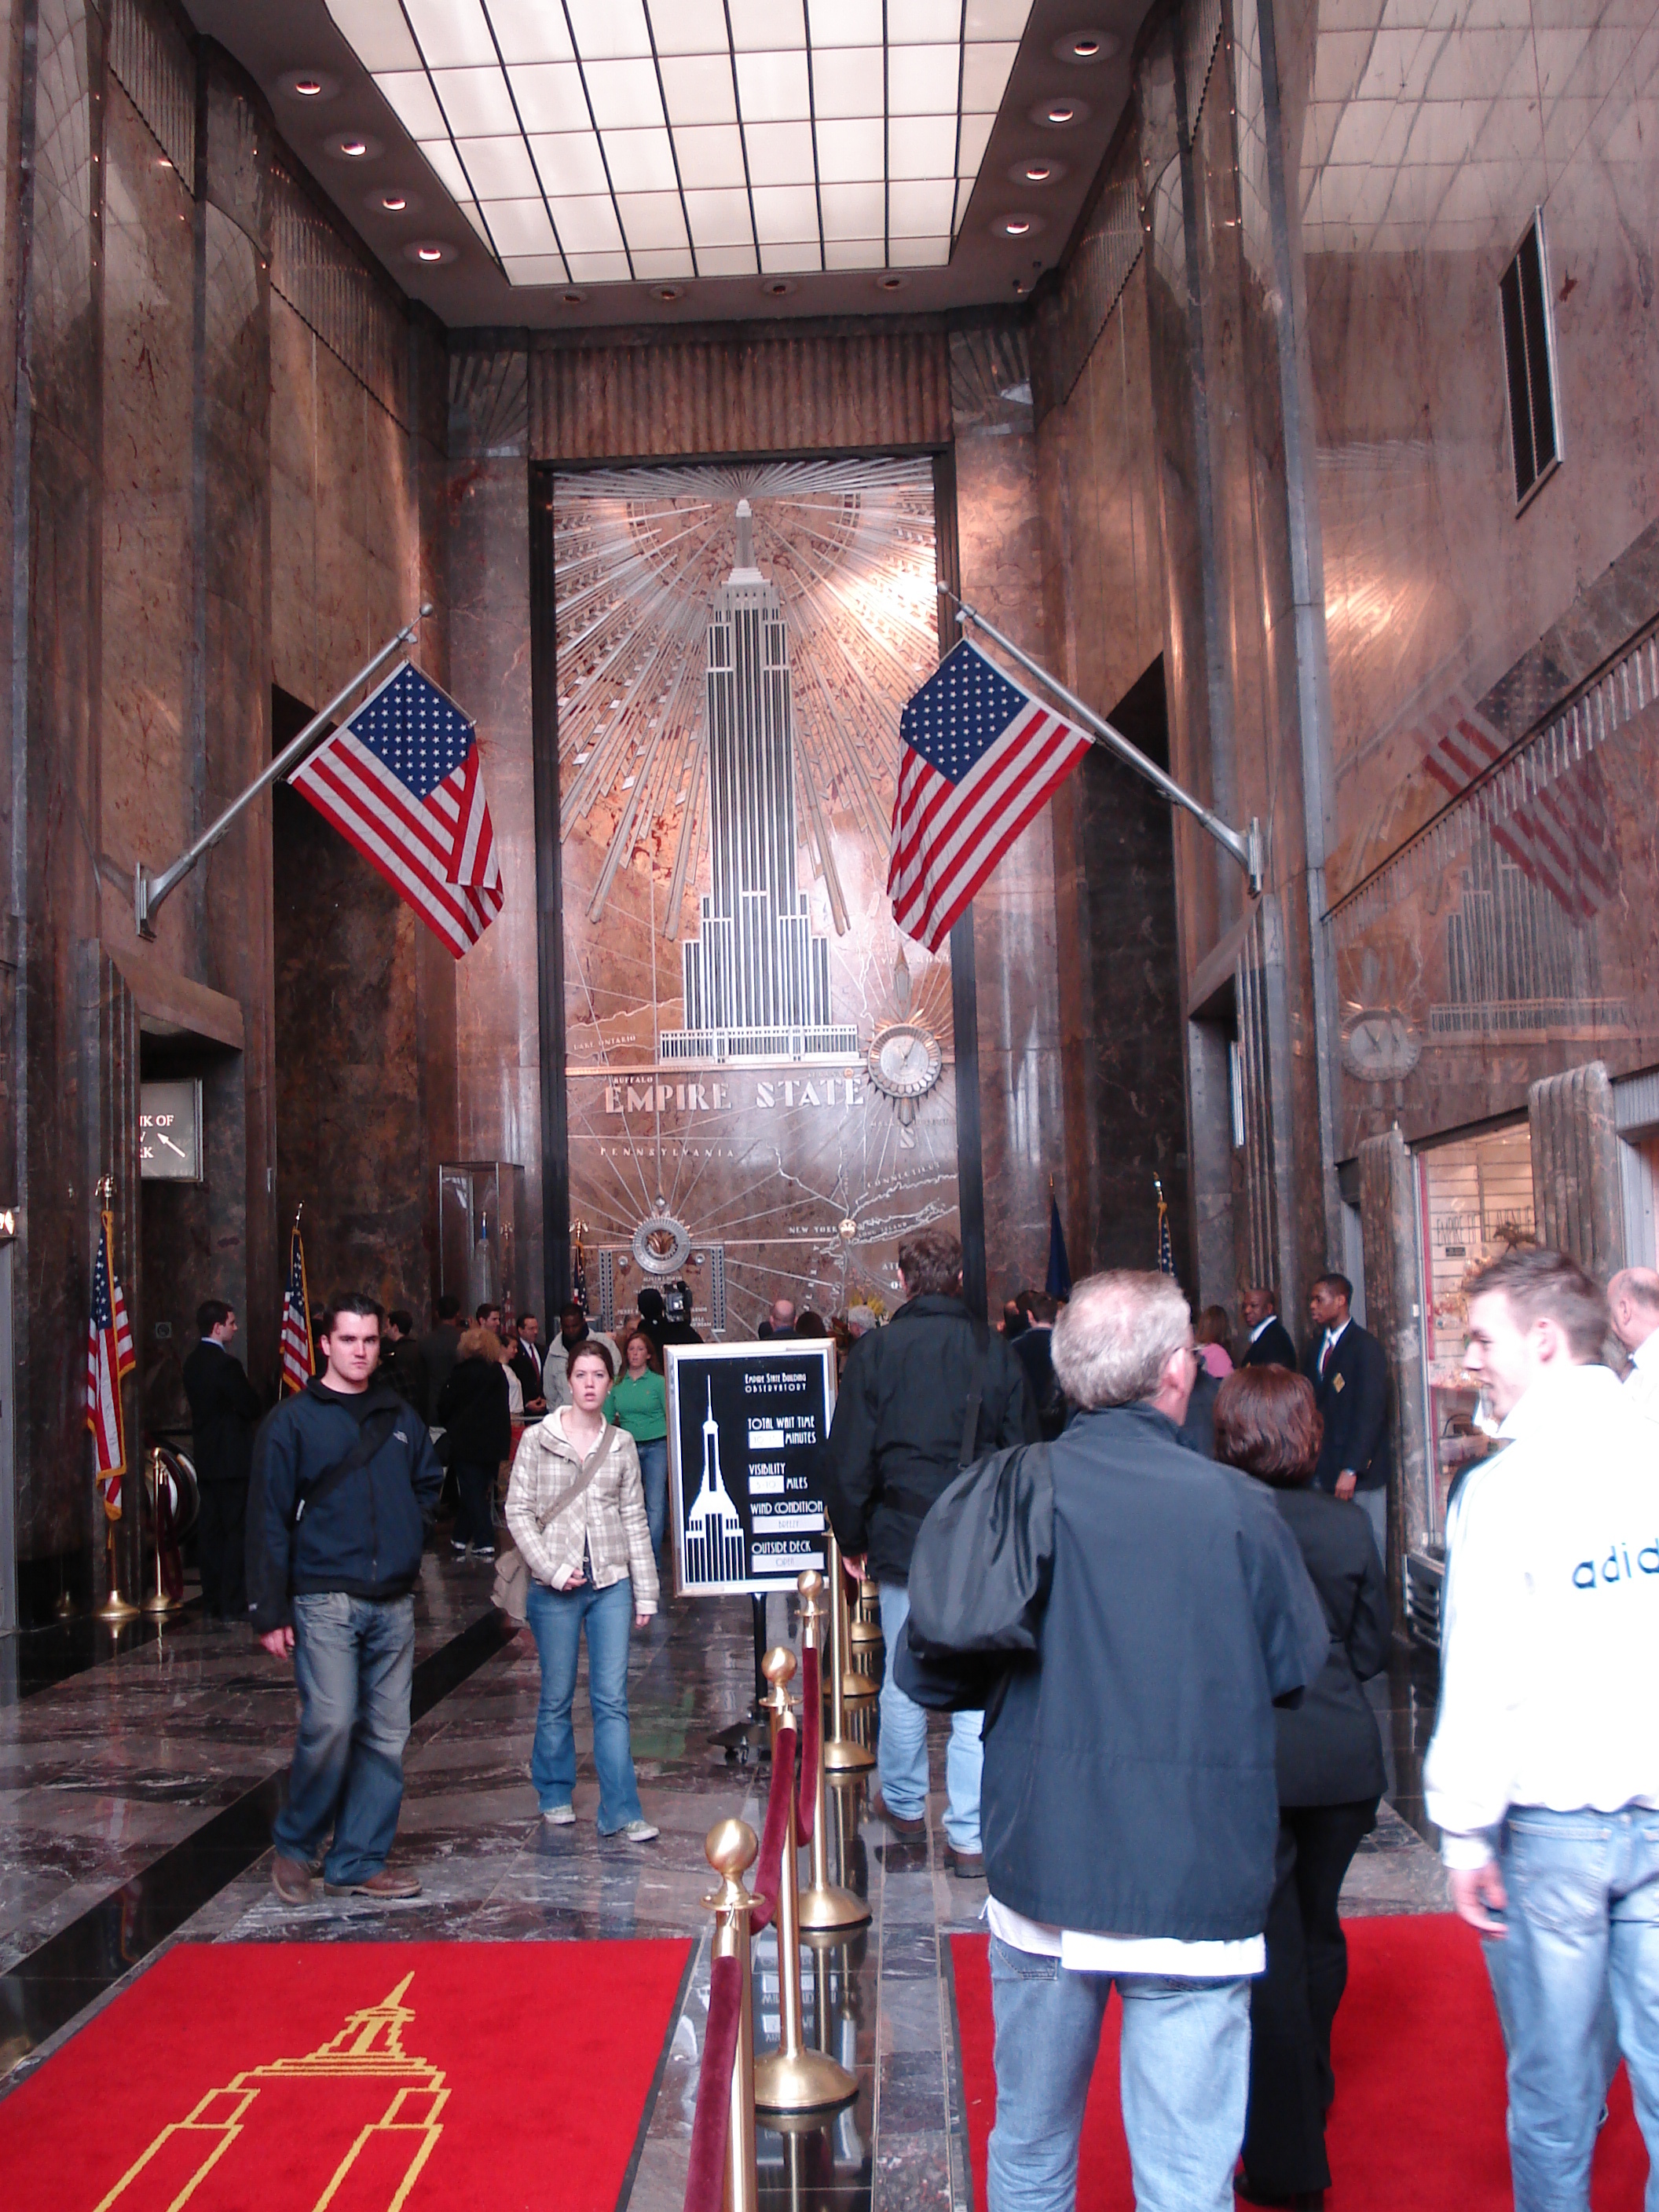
[606,1330,669,1554]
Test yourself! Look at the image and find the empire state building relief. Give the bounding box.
[552,460,959,1334]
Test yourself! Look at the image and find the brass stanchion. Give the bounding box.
[703,1818,759,2212]
[821,1536,874,1775]
[795,1574,870,1935]
[848,1576,882,1675]
[141,1448,179,1617]
[95,1511,140,1624]
[832,1558,875,1705]
[753,1647,857,2117]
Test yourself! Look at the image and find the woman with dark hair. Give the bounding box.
[1214,1364,1390,2210]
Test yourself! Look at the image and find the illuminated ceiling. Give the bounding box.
[180,0,1144,324]
[323,0,1031,285]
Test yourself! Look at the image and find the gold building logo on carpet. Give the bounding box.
[92,1972,446,2212]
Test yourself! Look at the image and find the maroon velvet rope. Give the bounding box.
[750,1718,797,1934]
[797,1646,821,1842]
[682,1952,743,2212]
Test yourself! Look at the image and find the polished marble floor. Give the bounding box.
[0,1547,1449,2210]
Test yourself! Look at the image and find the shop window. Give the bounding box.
[1417,1122,1534,1537]
[1500,213,1562,509]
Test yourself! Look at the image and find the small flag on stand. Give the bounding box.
[280,1218,315,1394]
[290,661,502,958]
[85,1207,135,1517]
[888,639,1091,952]
[1046,1184,1071,1301]
[1155,1177,1177,1279]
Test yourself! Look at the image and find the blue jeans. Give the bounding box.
[878,1581,983,1849]
[273,1591,415,1884]
[987,1937,1251,2212]
[636,1438,668,1554]
[526,1575,644,1833]
[1483,1804,1659,2212]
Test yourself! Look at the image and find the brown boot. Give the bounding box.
[323,1867,422,1899]
[271,1853,314,1906]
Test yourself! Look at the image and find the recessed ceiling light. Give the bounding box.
[328,132,382,161]
[375,191,408,213]
[401,239,457,266]
[997,214,1044,240]
[654,284,685,302]
[1013,157,1064,187]
[1031,97,1090,130]
[279,68,338,102]
[562,291,586,306]
[1053,30,1119,64]
[877,273,906,292]
[416,246,443,262]
[761,278,797,298]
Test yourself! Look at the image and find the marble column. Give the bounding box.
[197,46,274,1368]
[11,0,109,1610]
[949,328,1066,1307]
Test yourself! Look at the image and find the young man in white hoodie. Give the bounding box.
[1425,1244,1659,2212]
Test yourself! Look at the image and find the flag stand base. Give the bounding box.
[710,1594,775,1765]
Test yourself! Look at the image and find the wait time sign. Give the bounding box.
[663,1339,837,1598]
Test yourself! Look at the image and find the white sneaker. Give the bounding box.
[619,1818,659,1843]
[542,1804,576,1826]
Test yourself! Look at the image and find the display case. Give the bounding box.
[438,1163,526,1322]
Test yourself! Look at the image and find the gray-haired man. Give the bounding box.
[981,1270,1326,2212]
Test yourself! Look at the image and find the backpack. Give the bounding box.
[892,1441,1054,1710]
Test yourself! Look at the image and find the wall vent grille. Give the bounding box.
[109,0,196,189]
[1500,213,1562,509]
[1032,179,1144,418]
[271,158,408,426]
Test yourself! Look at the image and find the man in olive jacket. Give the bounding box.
[822,1228,1035,1877]
[247,1293,442,1907]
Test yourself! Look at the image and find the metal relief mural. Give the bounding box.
[554,460,956,1336]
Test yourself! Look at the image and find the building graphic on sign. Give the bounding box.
[684,1382,746,1584]
[661,500,859,1067]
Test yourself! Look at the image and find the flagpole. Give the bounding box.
[134,606,434,937]
[937,584,1263,894]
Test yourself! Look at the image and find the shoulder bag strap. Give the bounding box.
[533,1422,610,1533]
[292,1405,403,1525]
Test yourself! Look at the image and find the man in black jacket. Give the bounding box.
[247,1292,442,1906]
[416,1295,463,1425]
[182,1300,262,1620]
[823,1228,1034,1877]
[980,1271,1326,2212]
[1241,1285,1298,1371]
[1302,1273,1391,1560]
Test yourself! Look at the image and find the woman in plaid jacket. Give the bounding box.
[506,1339,661,1840]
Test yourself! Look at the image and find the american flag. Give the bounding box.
[1420,700,1615,920]
[888,639,1091,952]
[1155,1184,1176,1279]
[280,1221,314,1395]
[86,1209,135,1511]
[290,662,502,958]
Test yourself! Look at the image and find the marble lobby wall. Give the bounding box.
[1032,241,1190,1286]
[0,0,453,1614]
[1276,0,1659,1153]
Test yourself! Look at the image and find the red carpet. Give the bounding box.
[951,1918,1648,2209]
[1,1939,691,2212]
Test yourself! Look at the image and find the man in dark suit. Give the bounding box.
[1302,1273,1391,1560]
[507,1313,546,1412]
[1241,1285,1298,1371]
[1011,1290,1067,1440]
[182,1299,262,1620]
[416,1295,463,1425]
